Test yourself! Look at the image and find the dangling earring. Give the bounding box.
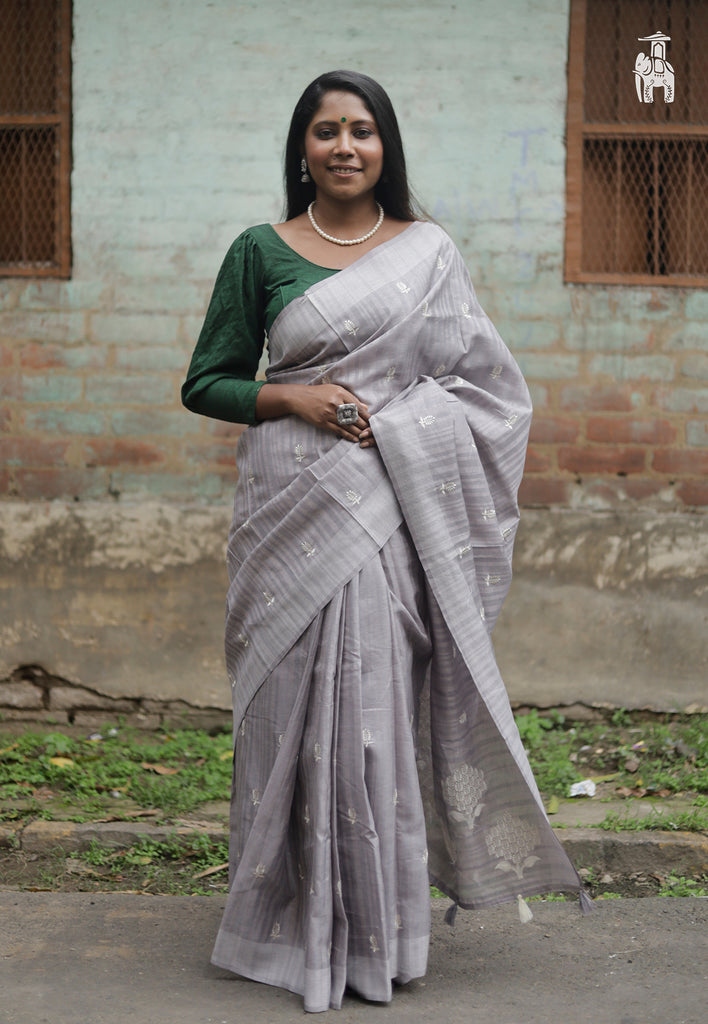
[300,157,311,183]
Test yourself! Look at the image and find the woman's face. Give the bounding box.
[303,90,384,205]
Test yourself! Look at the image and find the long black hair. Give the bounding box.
[283,70,423,222]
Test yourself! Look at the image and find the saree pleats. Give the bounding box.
[212,526,432,1011]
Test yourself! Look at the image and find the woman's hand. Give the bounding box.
[255,382,376,446]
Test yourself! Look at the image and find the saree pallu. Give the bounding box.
[211,223,585,1012]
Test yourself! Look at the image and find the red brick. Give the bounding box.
[524,447,551,473]
[558,445,647,474]
[0,344,15,368]
[652,449,708,475]
[519,477,569,506]
[83,439,165,467]
[186,442,240,466]
[0,437,69,467]
[208,420,247,440]
[620,479,670,501]
[19,342,103,371]
[586,417,677,445]
[11,468,106,500]
[0,374,22,400]
[559,384,635,412]
[676,479,708,507]
[529,417,579,444]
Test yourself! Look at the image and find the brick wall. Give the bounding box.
[0,0,706,509]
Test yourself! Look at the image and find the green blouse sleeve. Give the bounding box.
[181,231,267,425]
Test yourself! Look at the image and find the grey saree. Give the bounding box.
[211,222,585,1012]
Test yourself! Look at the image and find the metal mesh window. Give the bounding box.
[566,0,708,285]
[0,0,71,277]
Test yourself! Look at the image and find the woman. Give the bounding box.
[183,70,587,1013]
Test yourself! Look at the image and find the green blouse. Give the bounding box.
[181,225,339,424]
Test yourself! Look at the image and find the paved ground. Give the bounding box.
[1,892,706,1023]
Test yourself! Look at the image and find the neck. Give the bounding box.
[311,194,380,229]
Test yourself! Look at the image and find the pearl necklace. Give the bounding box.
[307,201,384,246]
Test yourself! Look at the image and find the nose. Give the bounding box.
[332,128,354,156]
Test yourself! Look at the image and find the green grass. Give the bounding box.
[598,802,708,832]
[0,726,233,822]
[514,709,708,800]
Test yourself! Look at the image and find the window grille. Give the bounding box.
[0,0,71,277]
[565,0,708,285]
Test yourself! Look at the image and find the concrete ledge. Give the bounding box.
[1,501,706,712]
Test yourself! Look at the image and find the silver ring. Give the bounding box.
[336,403,358,426]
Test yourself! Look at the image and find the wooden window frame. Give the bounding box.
[0,0,72,279]
[565,0,708,287]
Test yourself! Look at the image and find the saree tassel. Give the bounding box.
[516,894,533,924]
[578,888,595,914]
[444,901,458,927]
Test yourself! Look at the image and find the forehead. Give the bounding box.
[309,90,375,125]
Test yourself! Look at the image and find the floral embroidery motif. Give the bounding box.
[453,376,465,386]
[253,863,266,878]
[313,742,322,762]
[419,415,436,428]
[396,281,410,293]
[335,879,342,897]
[461,302,472,318]
[247,473,255,485]
[422,848,429,865]
[369,934,380,953]
[436,255,446,271]
[385,365,397,382]
[433,364,447,377]
[393,788,399,806]
[270,922,281,940]
[505,414,519,430]
[238,719,246,737]
[301,540,317,557]
[458,711,467,724]
[490,364,503,379]
[479,606,486,621]
[440,480,457,494]
[362,728,373,747]
[303,804,310,825]
[344,319,358,336]
[421,300,432,317]
[442,763,487,829]
[501,526,514,539]
[320,374,331,385]
[458,543,471,558]
[237,632,249,648]
[346,489,362,505]
[298,862,306,880]
[251,788,261,806]
[394,913,403,930]
[484,574,502,586]
[277,733,283,747]
[481,508,497,519]
[485,812,541,879]
[294,444,305,463]
[347,807,357,824]
[262,590,275,606]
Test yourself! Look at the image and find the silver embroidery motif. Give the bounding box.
[421,300,432,317]
[505,414,519,430]
[454,375,465,386]
[247,473,255,485]
[490,364,503,379]
[239,719,246,737]
[461,302,472,318]
[479,606,486,621]
[433,364,447,377]
[362,728,373,747]
[481,508,497,519]
[484,574,502,586]
[440,480,457,494]
[485,812,541,879]
[369,934,380,953]
[347,807,357,824]
[436,255,446,271]
[303,804,310,825]
[385,365,397,381]
[320,374,331,384]
[396,281,410,293]
[394,913,402,930]
[253,863,266,878]
[270,922,281,940]
[501,526,514,539]
[458,543,471,558]
[294,444,305,463]
[262,590,275,606]
[237,632,249,648]
[301,540,317,557]
[313,743,322,762]
[422,848,429,865]
[346,489,362,505]
[419,415,436,428]
[251,788,261,806]
[335,880,342,897]
[344,319,358,336]
[393,788,399,806]
[442,763,487,829]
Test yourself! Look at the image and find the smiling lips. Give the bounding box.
[328,165,360,175]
